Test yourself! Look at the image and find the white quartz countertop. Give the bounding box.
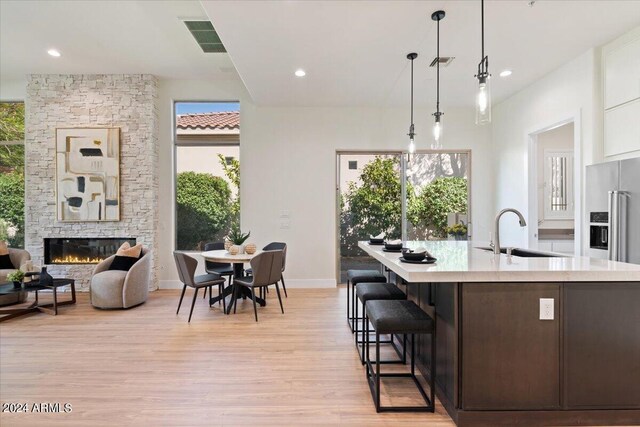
[358,240,640,283]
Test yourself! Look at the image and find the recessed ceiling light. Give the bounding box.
[47,49,61,57]
[499,69,512,77]
[295,69,306,77]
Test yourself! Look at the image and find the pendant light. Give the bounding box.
[431,10,445,149]
[407,52,418,155]
[475,0,491,124]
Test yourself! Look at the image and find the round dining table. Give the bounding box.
[200,249,264,314]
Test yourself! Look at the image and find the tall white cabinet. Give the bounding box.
[603,27,640,159]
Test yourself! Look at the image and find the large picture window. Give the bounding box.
[337,150,470,282]
[0,102,25,248]
[174,102,240,251]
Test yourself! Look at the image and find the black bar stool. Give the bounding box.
[346,269,386,333]
[354,282,406,365]
[365,299,435,413]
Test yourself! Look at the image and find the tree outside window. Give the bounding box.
[0,102,25,248]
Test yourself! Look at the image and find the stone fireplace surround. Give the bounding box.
[24,74,159,290]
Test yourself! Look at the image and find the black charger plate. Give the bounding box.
[398,256,437,264]
[368,240,384,246]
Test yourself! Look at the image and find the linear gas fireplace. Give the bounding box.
[44,238,136,265]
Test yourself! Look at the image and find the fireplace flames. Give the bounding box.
[51,255,104,264]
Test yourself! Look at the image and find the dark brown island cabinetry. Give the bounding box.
[403,280,640,426]
[563,282,640,409]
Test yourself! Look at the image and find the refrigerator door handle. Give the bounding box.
[618,191,628,263]
[608,190,617,261]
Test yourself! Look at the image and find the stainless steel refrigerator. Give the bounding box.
[586,157,640,264]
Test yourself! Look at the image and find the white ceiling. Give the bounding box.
[0,0,236,80]
[1,1,639,108]
[202,0,640,107]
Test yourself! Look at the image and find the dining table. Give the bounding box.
[200,249,264,314]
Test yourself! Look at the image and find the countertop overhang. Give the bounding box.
[358,240,640,283]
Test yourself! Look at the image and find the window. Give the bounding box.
[0,102,25,248]
[543,149,573,220]
[337,150,471,282]
[174,102,240,251]
[348,160,358,170]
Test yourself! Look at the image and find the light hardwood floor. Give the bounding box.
[0,288,455,426]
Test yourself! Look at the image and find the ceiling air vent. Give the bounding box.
[184,21,226,53]
[429,56,455,67]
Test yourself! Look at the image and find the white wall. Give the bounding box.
[0,79,26,101]
[492,49,601,251]
[156,76,492,287]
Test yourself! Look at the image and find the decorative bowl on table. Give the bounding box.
[245,243,257,255]
[228,245,240,255]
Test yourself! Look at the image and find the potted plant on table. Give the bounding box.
[227,226,251,255]
[446,222,468,241]
[7,270,25,288]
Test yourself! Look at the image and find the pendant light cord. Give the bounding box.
[481,0,484,60]
[410,57,414,126]
[436,17,440,115]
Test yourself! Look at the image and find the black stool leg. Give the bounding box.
[346,279,351,330]
[430,322,436,412]
[376,331,381,412]
[188,288,198,322]
[176,284,187,315]
[351,282,358,333]
[403,334,407,364]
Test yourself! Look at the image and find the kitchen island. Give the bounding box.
[358,240,640,426]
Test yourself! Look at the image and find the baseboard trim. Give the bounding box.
[283,279,336,288]
[158,278,336,289]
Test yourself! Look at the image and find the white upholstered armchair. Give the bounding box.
[90,249,152,309]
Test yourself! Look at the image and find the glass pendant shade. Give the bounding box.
[475,78,491,124]
[408,137,416,154]
[433,119,442,143]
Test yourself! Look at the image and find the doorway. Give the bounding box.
[528,121,577,255]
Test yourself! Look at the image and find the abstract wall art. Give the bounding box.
[55,128,120,221]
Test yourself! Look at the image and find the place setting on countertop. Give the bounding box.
[382,239,403,253]
[368,232,385,246]
[399,247,437,264]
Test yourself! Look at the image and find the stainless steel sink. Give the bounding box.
[475,247,563,258]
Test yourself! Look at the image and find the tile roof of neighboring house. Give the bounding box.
[176,111,239,130]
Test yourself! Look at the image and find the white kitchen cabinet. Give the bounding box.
[604,36,640,110]
[604,99,640,157]
[602,29,640,159]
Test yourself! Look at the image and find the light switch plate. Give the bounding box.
[539,298,554,320]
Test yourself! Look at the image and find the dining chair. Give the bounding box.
[232,250,284,322]
[173,252,226,322]
[248,242,288,298]
[202,242,234,302]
